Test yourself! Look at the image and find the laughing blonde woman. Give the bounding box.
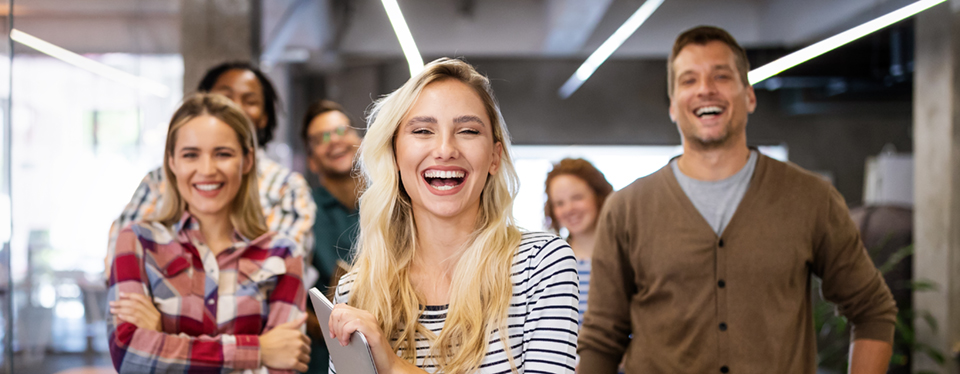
[326,58,579,374]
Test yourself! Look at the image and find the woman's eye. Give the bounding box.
[459,129,481,135]
[181,153,197,159]
[412,128,432,135]
[217,152,234,158]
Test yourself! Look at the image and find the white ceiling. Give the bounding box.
[6,0,918,61]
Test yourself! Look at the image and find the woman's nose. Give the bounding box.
[434,134,460,160]
[199,155,216,174]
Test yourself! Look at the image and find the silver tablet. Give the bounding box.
[308,287,379,374]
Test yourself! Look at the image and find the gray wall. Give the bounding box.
[288,57,912,205]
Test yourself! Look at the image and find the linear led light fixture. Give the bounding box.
[559,0,665,99]
[11,29,170,98]
[381,0,424,77]
[749,0,945,85]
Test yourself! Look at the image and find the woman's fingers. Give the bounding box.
[128,293,155,309]
[340,318,376,347]
[338,319,357,346]
[294,361,309,373]
[328,305,344,338]
[111,296,161,331]
[297,334,311,356]
[329,305,358,345]
[277,314,308,330]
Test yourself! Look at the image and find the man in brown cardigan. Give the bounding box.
[577,26,897,374]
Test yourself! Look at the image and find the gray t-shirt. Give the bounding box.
[670,150,759,234]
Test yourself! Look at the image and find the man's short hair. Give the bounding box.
[198,61,280,147]
[300,100,351,154]
[667,26,750,98]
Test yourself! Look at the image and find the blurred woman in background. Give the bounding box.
[107,93,310,373]
[545,158,613,325]
[326,58,579,374]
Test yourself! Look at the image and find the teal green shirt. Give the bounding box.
[310,185,359,291]
[307,185,359,374]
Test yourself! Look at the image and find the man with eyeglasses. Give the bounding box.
[299,99,363,374]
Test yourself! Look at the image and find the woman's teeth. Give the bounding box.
[195,183,222,191]
[424,170,466,191]
[424,170,465,178]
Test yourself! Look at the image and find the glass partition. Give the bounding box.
[7,1,182,371]
[1,0,12,372]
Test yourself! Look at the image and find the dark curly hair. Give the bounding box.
[544,158,614,233]
[197,61,280,147]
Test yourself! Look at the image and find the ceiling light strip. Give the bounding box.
[559,0,665,99]
[11,29,170,98]
[749,0,946,85]
[380,0,424,77]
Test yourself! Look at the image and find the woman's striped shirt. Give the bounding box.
[576,258,591,326]
[331,231,580,374]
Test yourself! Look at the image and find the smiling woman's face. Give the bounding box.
[394,79,502,222]
[168,114,253,220]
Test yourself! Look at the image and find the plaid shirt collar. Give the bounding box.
[173,211,248,251]
[173,211,276,253]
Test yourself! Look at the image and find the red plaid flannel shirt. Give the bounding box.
[107,212,306,373]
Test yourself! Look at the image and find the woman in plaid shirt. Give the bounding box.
[107,94,310,373]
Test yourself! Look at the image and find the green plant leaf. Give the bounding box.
[905,279,939,292]
[921,311,939,332]
[889,353,907,366]
[878,244,913,274]
[915,342,947,365]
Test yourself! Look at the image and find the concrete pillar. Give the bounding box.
[180,0,261,94]
[914,1,960,372]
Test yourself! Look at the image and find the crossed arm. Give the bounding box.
[107,228,312,373]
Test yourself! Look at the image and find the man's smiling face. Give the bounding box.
[669,40,756,149]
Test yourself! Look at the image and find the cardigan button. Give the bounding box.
[718,279,726,288]
[719,322,728,331]
[718,239,725,247]
[720,366,729,373]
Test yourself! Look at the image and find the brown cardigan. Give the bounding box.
[578,154,897,374]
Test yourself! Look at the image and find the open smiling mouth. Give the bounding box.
[194,183,224,192]
[193,182,224,198]
[695,106,724,118]
[327,147,351,160]
[423,170,466,191]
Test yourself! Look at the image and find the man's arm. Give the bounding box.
[849,338,893,374]
[269,170,317,256]
[577,192,634,373]
[813,186,898,372]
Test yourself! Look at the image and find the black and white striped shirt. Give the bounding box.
[331,231,580,374]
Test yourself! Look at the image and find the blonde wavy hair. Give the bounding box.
[154,93,267,240]
[349,58,522,373]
